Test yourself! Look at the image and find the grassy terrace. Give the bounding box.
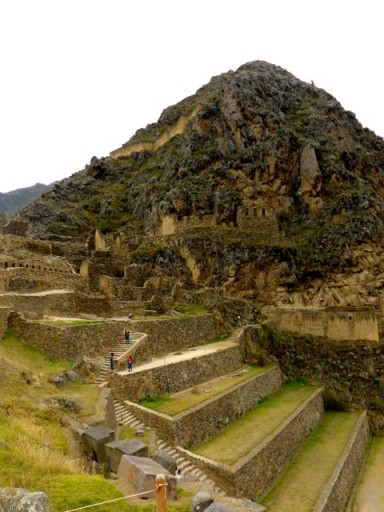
[192,382,319,465]
[261,411,361,512]
[139,364,271,415]
[36,318,104,326]
[352,435,384,511]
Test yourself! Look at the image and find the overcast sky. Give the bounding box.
[0,0,382,193]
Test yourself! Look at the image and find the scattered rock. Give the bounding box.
[0,487,50,512]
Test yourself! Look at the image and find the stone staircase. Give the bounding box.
[95,334,140,385]
[113,398,225,495]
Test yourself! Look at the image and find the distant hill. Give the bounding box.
[0,182,54,218]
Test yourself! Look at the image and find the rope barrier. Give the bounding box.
[63,484,167,512]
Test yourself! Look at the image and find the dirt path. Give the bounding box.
[117,339,237,374]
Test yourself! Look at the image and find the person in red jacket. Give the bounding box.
[127,355,133,372]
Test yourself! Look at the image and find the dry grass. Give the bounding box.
[192,382,318,464]
[140,365,270,415]
[262,411,360,512]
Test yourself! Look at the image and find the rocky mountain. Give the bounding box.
[12,61,384,324]
[0,182,53,218]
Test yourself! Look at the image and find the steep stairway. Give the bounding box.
[95,333,140,385]
[112,398,225,495]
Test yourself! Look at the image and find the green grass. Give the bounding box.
[37,319,104,326]
[173,303,210,316]
[192,382,318,465]
[0,332,128,511]
[0,331,192,512]
[0,330,72,377]
[136,303,211,320]
[352,435,384,511]
[261,411,361,512]
[118,425,152,445]
[139,365,269,416]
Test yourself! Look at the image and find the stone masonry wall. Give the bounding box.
[0,307,10,338]
[0,269,87,293]
[179,389,324,501]
[8,314,129,361]
[313,412,370,512]
[125,366,283,448]
[7,313,215,363]
[0,292,111,318]
[110,344,244,402]
[267,307,379,342]
[127,315,217,362]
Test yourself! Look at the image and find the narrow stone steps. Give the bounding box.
[112,399,225,495]
[95,335,139,385]
[261,411,369,512]
[349,435,384,511]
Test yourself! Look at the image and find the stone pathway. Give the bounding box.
[116,339,237,376]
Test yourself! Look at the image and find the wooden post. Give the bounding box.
[155,473,167,512]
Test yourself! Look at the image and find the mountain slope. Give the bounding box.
[0,182,53,218]
[12,61,384,306]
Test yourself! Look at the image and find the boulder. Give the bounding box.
[0,488,50,512]
[81,426,115,464]
[105,439,148,473]
[152,449,177,475]
[117,455,176,499]
[191,491,214,512]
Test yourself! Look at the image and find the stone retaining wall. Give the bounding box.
[8,314,129,361]
[128,315,217,362]
[110,343,244,402]
[178,388,325,501]
[0,268,87,293]
[0,292,112,318]
[0,307,10,338]
[125,366,283,448]
[109,300,146,316]
[313,412,370,512]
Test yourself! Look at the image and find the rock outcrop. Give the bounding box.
[9,60,384,329]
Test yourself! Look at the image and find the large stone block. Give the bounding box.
[105,439,148,473]
[82,426,115,464]
[117,455,176,499]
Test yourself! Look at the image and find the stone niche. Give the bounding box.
[267,307,379,342]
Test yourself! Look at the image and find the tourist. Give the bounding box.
[110,352,115,371]
[124,329,130,345]
[127,355,133,372]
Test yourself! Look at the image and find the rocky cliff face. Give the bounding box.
[13,61,384,323]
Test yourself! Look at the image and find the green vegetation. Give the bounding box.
[173,303,210,316]
[118,425,152,445]
[139,364,268,415]
[209,332,232,342]
[130,245,164,263]
[192,381,318,465]
[0,332,191,512]
[261,411,361,512]
[352,436,384,511]
[261,324,285,348]
[36,319,104,327]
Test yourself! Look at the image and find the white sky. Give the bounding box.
[0,0,382,193]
